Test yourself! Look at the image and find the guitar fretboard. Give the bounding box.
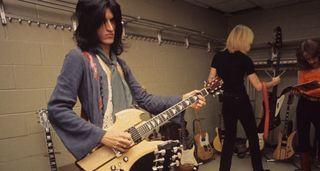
[45,128,58,171]
[283,93,294,138]
[132,88,209,142]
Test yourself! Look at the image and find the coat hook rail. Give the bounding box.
[18,0,74,13]
[5,12,73,31]
[3,0,225,52]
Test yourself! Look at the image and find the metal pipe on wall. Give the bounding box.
[8,0,224,52]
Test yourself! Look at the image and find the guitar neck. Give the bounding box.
[135,88,209,139]
[270,86,278,113]
[283,93,294,137]
[44,128,58,171]
[194,110,203,134]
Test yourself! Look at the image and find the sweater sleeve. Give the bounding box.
[47,49,105,160]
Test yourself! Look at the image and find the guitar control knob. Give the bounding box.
[110,165,116,171]
[123,156,129,162]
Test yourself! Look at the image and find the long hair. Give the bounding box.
[296,39,320,70]
[225,25,254,54]
[74,0,123,55]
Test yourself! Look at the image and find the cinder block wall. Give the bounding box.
[0,0,226,170]
[1,0,319,169]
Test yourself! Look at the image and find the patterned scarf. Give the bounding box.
[95,47,133,115]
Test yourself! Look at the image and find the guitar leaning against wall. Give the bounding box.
[273,92,296,160]
[37,109,58,171]
[193,109,214,162]
[213,112,225,153]
[177,116,199,171]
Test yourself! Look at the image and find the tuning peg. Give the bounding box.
[171,152,181,160]
[154,149,166,156]
[172,146,182,153]
[153,158,165,163]
[152,165,164,171]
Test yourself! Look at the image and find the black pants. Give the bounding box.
[219,92,263,171]
[296,97,320,153]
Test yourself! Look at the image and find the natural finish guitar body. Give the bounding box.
[194,132,213,161]
[193,110,213,162]
[213,127,224,152]
[273,93,296,161]
[273,131,296,160]
[76,109,164,171]
[180,146,197,165]
[76,77,223,170]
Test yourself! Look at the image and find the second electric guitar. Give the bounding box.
[213,113,225,152]
[193,110,213,162]
[273,93,296,160]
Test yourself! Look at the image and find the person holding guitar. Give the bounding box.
[207,25,280,171]
[47,0,206,170]
[295,39,320,171]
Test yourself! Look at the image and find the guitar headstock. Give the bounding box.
[37,109,50,129]
[152,140,182,170]
[268,26,283,68]
[274,26,282,49]
[205,76,223,97]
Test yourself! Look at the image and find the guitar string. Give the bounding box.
[134,88,211,138]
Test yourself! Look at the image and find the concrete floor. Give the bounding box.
[198,150,320,171]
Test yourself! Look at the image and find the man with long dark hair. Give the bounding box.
[47,0,205,168]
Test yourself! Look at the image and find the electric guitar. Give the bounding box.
[37,109,58,171]
[177,119,198,171]
[257,26,283,133]
[76,77,223,171]
[273,92,296,160]
[213,113,225,152]
[193,110,214,162]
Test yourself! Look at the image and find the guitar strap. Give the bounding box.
[262,82,270,141]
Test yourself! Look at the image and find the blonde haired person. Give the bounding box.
[208,25,280,171]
